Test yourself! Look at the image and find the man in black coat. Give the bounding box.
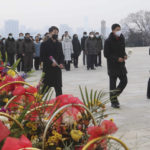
[16,33,24,72]
[40,26,64,97]
[23,33,35,73]
[81,32,88,65]
[104,24,128,108]
[72,34,81,68]
[5,33,16,66]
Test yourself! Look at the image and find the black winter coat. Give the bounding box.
[40,38,64,87]
[72,38,81,57]
[5,38,16,54]
[16,39,24,54]
[81,36,88,51]
[0,41,5,60]
[104,33,127,76]
[23,38,35,54]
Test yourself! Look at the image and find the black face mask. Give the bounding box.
[52,34,58,40]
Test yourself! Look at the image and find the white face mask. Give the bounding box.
[19,36,24,40]
[96,35,99,38]
[9,35,13,39]
[115,31,122,37]
[90,35,94,38]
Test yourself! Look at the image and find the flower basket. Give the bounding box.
[42,103,97,150]
[82,135,129,150]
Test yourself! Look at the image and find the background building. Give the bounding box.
[4,20,19,38]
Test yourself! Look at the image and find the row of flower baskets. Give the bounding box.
[0,60,128,150]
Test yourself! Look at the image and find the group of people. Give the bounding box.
[0,23,128,109]
[0,30,103,73]
[0,33,41,73]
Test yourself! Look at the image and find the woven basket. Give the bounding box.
[82,135,129,150]
[42,103,97,150]
[0,112,24,130]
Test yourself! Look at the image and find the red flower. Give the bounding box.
[87,120,118,150]
[2,135,32,150]
[0,121,10,142]
[26,86,37,94]
[13,86,26,96]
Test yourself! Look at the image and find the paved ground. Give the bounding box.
[26,47,150,150]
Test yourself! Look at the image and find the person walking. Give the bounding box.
[34,36,41,70]
[23,33,35,73]
[81,32,88,65]
[16,33,24,72]
[5,33,16,66]
[85,32,98,70]
[62,33,73,71]
[40,26,64,97]
[104,24,128,108]
[95,32,103,66]
[72,34,81,68]
[0,36,5,62]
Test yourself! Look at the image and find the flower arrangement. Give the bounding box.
[0,58,129,150]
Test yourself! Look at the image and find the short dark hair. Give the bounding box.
[49,26,59,33]
[25,33,30,36]
[83,32,87,35]
[111,24,121,31]
[9,33,12,36]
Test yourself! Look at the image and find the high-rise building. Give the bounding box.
[101,20,106,39]
[4,20,19,38]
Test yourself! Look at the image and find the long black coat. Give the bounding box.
[72,38,81,57]
[104,33,127,76]
[40,38,64,87]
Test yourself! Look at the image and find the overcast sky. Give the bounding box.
[0,0,150,30]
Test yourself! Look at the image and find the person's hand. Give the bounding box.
[22,53,25,56]
[52,62,57,67]
[118,57,124,62]
[124,55,128,60]
[59,64,64,69]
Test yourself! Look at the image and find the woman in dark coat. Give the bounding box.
[72,34,81,68]
[40,26,64,97]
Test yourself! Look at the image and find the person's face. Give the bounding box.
[35,37,39,42]
[26,34,30,38]
[112,27,121,33]
[19,33,24,37]
[51,29,58,36]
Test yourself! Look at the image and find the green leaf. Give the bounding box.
[85,86,90,109]
[12,58,21,70]
[94,90,97,104]
[79,85,86,106]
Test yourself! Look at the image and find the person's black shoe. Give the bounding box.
[87,67,90,70]
[91,68,96,70]
[111,103,120,109]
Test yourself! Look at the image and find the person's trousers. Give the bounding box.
[65,61,71,71]
[42,84,62,97]
[97,51,102,66]
[34,57,40,70]
[74,55,79,67]
[147,78,150,98]
[8,53,15,66]
[16,54,24,72]
[87,54,95,69]
[83,51,86,65]
[109,74,128,104]
[24,53,33,73]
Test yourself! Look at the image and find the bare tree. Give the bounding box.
[121,10,150,46]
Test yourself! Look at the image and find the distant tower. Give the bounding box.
[101,20,106,39]
[4,20,19,38]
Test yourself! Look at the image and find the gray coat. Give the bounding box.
[85,37,98,55]
[5,38,16,54]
